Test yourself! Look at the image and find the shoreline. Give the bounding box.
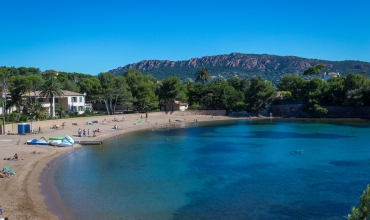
[0,114,368,219]
[0,113,244,219]
[41,148,79,220]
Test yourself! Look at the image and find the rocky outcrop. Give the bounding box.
[109,53,370,82]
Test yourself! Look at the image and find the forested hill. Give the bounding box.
[109,53,370,84]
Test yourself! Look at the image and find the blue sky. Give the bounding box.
[1,0,369,75]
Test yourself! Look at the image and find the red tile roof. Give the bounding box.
[22,90,84,97]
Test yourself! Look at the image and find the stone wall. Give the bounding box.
[271,104,370,118]
[270,104,305,118]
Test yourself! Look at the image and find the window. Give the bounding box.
[72,106,77,112]
[78,106,83,111]
[79,97,83,102]
[72,97,77,102]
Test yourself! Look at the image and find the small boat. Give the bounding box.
[50,135,74,147]
[49,137,64,140]
[26,137,50,145]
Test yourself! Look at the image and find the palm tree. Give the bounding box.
[28,103,47,121]
[195,67,211,85]
[8,88,25,113]
[55,105,66,119]
[39,77,64,118]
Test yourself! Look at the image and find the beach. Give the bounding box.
[0,113,244,219]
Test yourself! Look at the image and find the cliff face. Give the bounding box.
[109,53,370,83]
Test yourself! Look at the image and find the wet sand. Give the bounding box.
[0,113,250,219]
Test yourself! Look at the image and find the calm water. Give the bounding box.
[53,119,370,220]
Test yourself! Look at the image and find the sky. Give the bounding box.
[0,0,369,75]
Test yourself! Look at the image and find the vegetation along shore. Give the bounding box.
[0,60,369,219]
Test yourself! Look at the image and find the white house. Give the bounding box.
[22,90,87,116]
[323,72,340,81]
[160,100,188,111]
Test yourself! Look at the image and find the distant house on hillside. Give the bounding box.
[324,72,340,81]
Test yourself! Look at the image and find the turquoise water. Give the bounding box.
[53,119,370,219]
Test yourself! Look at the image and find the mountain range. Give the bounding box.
[109,53,370,83]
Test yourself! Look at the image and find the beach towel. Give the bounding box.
[4,166,15,175]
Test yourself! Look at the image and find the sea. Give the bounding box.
[51,119,370,220]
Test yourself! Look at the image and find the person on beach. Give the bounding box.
[93,130,96,137]
[88,129,90,136]
[83,129,86,136]
[13,153,19,160]
[169,119,171,123]
[38,126,41,133]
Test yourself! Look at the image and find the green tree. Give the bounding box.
[362,79,370,106]
[187,84,205,109]
[185,77,195,91]
[195,67,211,85]
[98,72,116,115]
[344,73,365,106]
[324,76,345,105]
[110,76,134,114]
[244,77,276,113]
[8,75,28,113]
[24,74,44,104]
[18,67,40,76]
[277,74,307,100]
[157,76,188,111]
[123,68,145,87]
[305,78,328,115]
[199,79,239,110]
[348,185,370,220]
[135,82,159,112]
[303,64,326,75]
[227,77,249,92]
[55,105,66,119]
[39,77,64,118]
[78,77,102,100]
[28,103,47,121]
[8,88,25,113]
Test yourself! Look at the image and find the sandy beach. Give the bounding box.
[0,113,246,219]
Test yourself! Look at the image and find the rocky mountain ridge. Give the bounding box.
[109,53,370,83]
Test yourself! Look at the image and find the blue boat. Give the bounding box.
[26,137,50,145]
